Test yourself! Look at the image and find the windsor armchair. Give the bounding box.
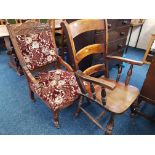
[62,19,145,134]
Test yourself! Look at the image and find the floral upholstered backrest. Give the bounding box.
[15,23,57,71]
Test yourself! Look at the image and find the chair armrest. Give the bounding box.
[23,66,39,85]
[57,56,73,72]
[106,55,144,66]
[75,71,116,90]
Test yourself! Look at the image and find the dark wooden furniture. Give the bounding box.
[7,21,79,128]
[134,34,155,121]
[62,19,145,134]
[94,19,131,69]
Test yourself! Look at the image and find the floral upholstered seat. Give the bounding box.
[16,30,57,70]
[30,69,80,111]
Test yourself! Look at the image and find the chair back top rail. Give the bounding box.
[61,19,108,72]
[7,21,57,71]
[69,19,106,38]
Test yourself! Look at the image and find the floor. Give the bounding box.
[0,47,155,135]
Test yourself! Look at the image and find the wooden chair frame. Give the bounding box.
[62,19,147,134]
[7,21,76,128]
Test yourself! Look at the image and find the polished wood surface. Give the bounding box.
[69,19,106,38]
[63,19,131,70]
[106,55,144,66]
[62,19,108,73]
[83,64,105,76]
[75,44,105,64]
[62,19,143,134]
[95,80,139,114]
[65,19,97,71]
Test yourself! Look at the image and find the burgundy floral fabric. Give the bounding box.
[30,69,80,110]
[16,30,57,70]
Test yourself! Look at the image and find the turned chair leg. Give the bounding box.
[27,82,36,102]
[53,110,60,128]
[130,97,140,117]
[75,96,84,117]
[105,113,115,135]
[29,89,35,103]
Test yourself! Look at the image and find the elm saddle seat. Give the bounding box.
[7,21,79,128]
[79,73,139,114]
[62,19,145,134]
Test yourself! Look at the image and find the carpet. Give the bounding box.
[0,47,155,135]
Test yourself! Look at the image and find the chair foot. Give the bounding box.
[130,98,141,117]
[105,128,113,135]
[105,113,114,135]
[54,121,60,128]
[75,106,81,117]
[31,98,36,103]
[29,90,35,103]
[53,110,60,128]
[130,105,137,117]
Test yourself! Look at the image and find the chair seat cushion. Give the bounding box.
[30,69,80,110]
[16,30,57,70]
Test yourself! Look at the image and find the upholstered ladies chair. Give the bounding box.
[62,19,145,134]
[7,21,79,128]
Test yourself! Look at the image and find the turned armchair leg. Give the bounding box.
[130,98,140,117]
[27,80,36,102]
[75,96,84,117]
[53,110,60,128]
[105,113,115,135]
[29,89,35,103]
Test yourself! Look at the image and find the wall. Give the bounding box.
[127,19,155,50]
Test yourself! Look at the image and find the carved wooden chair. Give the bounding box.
[62,19,145,134]
[7,21,79,128]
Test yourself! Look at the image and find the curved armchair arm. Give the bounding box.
[106,55,144,66]
[57,56,73,72]
[75,70,116,90]
[23,66,39,85]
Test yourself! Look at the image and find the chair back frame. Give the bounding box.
[61,19,109,77]
[7,21,58,74]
